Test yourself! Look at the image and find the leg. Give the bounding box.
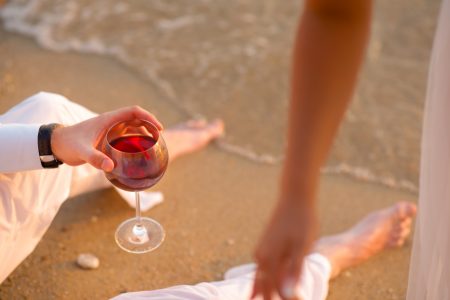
[163,119,224,162]
[0,91,97,125]
[112,202,416,300]
[0,92,96,283]
[69,120,224,215]
[313,201,416,279]
[0,91,110,197]
[70,119,224,213]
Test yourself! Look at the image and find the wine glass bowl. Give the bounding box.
[103,119,168,254]
[104,119,168,191]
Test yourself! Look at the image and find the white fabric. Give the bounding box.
[0,124,41,172]
[0,92,162,283]
[407,0,450,299]
[112,254,331,300]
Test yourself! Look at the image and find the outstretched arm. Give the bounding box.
[252,1,372,299]
[0,106,162,173]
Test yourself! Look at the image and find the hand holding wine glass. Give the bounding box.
[51,106,163,172]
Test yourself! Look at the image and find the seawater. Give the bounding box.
[0,0,442,192]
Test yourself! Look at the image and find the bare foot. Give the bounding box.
[163,119,224,161]
[314,202,417,278]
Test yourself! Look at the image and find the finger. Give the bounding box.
[250,269,264,299]
[280,267,301,300]
[105,106,163,130]
[85,149,114,171]
[278,252,306,300]
[130,106,163,130]
[253,245,284,299]
[261,279,274,300]
[252,274,274,300]
[257,263,278,300]
[252,264,280,300]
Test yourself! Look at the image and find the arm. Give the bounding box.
[252,1,372,299]
[0,106,162,174]
[0,124,42,173]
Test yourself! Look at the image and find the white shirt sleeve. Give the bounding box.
[0,123,43,173]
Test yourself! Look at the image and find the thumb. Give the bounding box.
[86,149,114,172]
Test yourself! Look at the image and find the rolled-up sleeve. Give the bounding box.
[0,123,42,173]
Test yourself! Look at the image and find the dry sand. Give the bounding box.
[0,29,420,300]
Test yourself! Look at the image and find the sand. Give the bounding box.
[0,28,421,300]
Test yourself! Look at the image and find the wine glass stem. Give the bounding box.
[135,191,142,226]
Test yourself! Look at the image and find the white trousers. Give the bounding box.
[113,254,330,300]
[0,92,331,300]
[0,92,111,284]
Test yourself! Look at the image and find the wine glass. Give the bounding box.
[103,119,169,253]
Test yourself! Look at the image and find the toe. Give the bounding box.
[393,218,411,232]
[400,225,412,239]
[186,119,208,128]
[399,218,412,230]
[389,226,412,248]
[393,220,412,238]
[394,202,417,219]
[388,238,406,248]
[207,119,225,137]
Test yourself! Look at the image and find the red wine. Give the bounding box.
[105,135,168,191]
[110,135,156,153]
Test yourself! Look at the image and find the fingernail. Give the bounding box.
[281,277,298,299]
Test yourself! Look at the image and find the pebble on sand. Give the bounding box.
[226,238,235,246]
[76,253,100,270]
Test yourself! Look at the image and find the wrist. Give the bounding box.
[49,124,65,163]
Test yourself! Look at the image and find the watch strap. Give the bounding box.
[38,123,63,168]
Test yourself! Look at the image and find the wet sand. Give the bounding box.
[0,29,419,299]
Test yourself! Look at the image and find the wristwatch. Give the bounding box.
[38,123,64,168]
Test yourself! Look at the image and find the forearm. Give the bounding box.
[0,124,42,173]
[281,3,372,202]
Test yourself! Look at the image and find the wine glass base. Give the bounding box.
[115,217,165,254]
